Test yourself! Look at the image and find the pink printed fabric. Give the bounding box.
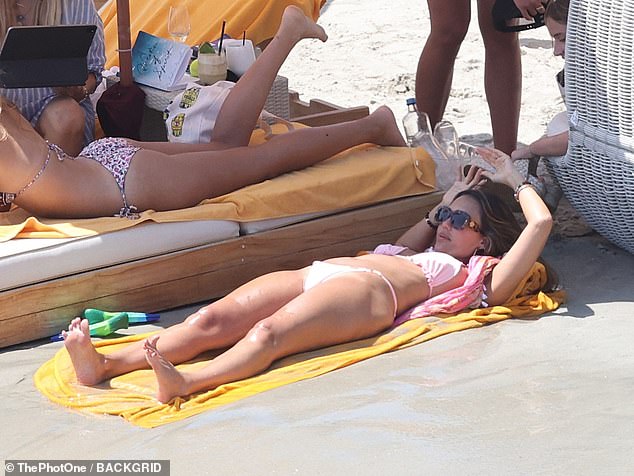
[393,255,500,326]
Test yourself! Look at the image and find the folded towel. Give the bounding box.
[100,0,326,69]
[34,262,565,428]
[0,133,434,241]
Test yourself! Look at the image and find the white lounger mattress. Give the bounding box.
[0,211,334,292]
[0,220,239,292]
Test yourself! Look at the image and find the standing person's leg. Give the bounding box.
[145,273,397,402]
[416,0,471,127]
[211,6,327,147]
[62,269,307,385]
[478,0,521,154]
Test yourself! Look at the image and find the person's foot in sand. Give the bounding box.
[62,318,107,385]
[368,106,407,147]
[278,5,328,45]
[144,336,189,403]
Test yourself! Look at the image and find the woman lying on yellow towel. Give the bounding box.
[61,149,557,404]
[0,7,404,218]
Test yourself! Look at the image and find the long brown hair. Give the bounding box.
[455,188,521,257]
[455,188,559,291]
[0,0,63,46]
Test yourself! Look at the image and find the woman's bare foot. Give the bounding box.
[368,106,407,147]
[62,318,107,385]
[144,336,189,404]
[278,5,328,44]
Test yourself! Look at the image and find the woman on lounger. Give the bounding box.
[62,146,555,403]
[0,6,405,218]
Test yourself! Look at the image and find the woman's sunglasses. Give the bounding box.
[434,206,481,233]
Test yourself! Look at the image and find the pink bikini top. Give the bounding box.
[372,244,465,291]
[373,244,501,326]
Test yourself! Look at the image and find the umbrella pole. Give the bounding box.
[116,0,133,87]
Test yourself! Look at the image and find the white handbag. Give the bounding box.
[164,80,294,143]
[164,80,234,143]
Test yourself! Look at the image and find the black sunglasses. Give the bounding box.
[434,206,481,233]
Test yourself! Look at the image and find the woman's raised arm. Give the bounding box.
[478,148,553,305]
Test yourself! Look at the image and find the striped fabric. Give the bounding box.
[0,0,105,146]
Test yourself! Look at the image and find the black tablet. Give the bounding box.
[0,24,97,88]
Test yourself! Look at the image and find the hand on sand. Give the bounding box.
[511,145,536,161]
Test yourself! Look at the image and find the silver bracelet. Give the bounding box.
[513,182,534,202]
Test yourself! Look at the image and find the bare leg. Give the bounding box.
[127,106,405,211]
[478,0,521,154]
[211,6,327,147]
[62,269,307,385]
[146,274,396,403]
[36,97,85,156]
[125,6,326,157]
[416,0,471,127]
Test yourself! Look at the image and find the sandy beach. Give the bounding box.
[280,0,565,146]
[1,1,633,474]
[281,0,589,237]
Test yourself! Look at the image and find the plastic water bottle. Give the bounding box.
[402,98,420,146]
[402,99,455,190]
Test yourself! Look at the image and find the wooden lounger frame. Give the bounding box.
[0,100,442,348]
[0,193,442,348]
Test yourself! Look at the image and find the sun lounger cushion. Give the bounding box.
[0,220,238,292]
[0,130,435,241]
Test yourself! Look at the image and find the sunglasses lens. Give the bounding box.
[435,206,477,231]
[451,211,471,230]
[435,206,452,223]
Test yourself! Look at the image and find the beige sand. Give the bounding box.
[1,234,632,474]
[280,0,565,147]
[1,1,633,474]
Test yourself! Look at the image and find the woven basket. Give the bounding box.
[548,0,634,253]
[106,75,290,120]
[264,75,290,120]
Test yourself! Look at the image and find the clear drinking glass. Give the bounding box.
[433,120,460,159]
[168,5,191,43]
[458,142,478,160]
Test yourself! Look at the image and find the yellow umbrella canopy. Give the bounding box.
[99,0,325,69]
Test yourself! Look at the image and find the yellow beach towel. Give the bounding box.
[34,262,565,428]
[100,0,326,69]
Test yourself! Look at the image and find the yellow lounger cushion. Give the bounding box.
[0,125,435,241]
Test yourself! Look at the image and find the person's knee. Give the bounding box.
[38,97,85,137]
[184,307,235,339]
[244,319,278,358]
[429,21,470,50]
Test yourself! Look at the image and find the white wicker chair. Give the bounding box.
[545,0,634,253]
